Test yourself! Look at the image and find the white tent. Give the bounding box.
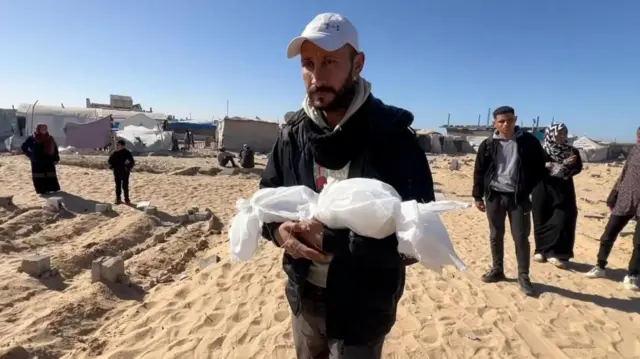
[573,136,609,162]
[116,125,172,153]
[116,113,161,129]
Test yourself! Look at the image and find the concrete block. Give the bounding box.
[46,197,64,211]
[144,206,158,215]
[95,203,112,213]
[91,256,125,283]
[449,159,461,171]
[21,255,51,277]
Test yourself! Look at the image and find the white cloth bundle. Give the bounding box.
[228,178,469,272]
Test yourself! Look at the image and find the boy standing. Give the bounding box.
[108,140,135,204]
[472,106,546,296]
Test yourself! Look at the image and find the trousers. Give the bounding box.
[291,283,385,359]
[486,191,532,275]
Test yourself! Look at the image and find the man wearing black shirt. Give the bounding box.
[108,140,135,204]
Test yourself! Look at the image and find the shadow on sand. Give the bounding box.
[103,281,146,302]
[38,275,69,291]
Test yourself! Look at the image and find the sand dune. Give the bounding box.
[0,154,638,359]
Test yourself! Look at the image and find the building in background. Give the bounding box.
[86,94,152,113]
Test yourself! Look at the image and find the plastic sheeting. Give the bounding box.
[116,125,173,152]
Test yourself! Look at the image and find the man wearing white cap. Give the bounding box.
[260,13,435,359]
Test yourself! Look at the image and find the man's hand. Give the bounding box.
[275,221,330,262]
[475,200,486,212]
[297,218,325,252]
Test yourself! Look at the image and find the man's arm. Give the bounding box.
[259,138,285,246]
[472,140,487,201]
[127,151,135,169]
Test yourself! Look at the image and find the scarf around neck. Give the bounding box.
[301,78,373,170]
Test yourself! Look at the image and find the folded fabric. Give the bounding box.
[228,178,469,272]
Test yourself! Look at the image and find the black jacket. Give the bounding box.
[108,149,135,175]
[259,95,435,344]
[472,129,546,204]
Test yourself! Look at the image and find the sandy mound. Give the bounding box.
[0,154,638,359]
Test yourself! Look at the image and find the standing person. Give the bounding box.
[472,106,546,296]
[239,144,255,169]
[21,124,61,195]
[260,13,435,359]
[108,140,135,204]
[584,138,640,291]
[531,123,583,268]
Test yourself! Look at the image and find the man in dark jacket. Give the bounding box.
[108,140,135,204]
[260,12,435,359]
[472,106,546,296]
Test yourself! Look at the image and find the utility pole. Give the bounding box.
[226,100,229,117]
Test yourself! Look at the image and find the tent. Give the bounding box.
[116,125,173,153]
[65,115,112,149]
[16,103,166,146]
[0,109,18,151]
[116,113,161,129]
[217,117,279,153]
[573,136,609,162]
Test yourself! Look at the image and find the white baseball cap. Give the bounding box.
[287,13,360,59]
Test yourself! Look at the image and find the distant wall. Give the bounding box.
[218,118,279,153]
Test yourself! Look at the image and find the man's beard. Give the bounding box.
[307,70,357,112]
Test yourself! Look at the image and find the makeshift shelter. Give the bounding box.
[64,115,112,149]
[116,113,161,129]
[573,136,609,162]
[116,125,173,153]
[217,117,279,153]
[16,103,166,146]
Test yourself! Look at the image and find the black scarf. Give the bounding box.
[304,95,373,170]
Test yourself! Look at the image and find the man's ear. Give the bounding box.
[353,52,365,78]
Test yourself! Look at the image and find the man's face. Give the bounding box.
[116,144,124,151]
[300,41,364,111]
[493,114,517,137]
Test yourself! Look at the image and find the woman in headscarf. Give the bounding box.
[531,123,583,268]
[21,124,61,195]
[584,129,640,291]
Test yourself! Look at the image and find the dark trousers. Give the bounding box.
[292,283,385,359]
[486,191,532,275]
[114,172,130,201]
[596,215,640,276]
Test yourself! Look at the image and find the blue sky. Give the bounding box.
[1,0,638,141]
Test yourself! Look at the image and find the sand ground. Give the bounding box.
[0,153,638,359]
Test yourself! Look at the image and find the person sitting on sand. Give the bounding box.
[108,140,135,204]
[260,13,435,359]
[217,147,237,168]
[472,106,546,297]
[584,129,640,291]
[21,123,61,195]
[239,144,255,169]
